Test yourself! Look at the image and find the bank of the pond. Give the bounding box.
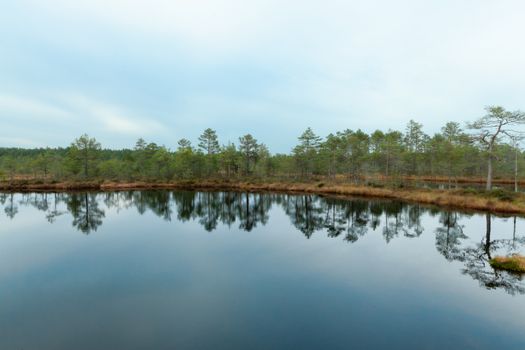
[2,179,525,215]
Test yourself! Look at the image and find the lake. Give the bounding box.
[1,191,525,349]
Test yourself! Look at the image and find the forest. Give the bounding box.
[1,106,525,190]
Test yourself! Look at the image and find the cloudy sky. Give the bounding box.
[1,0,525,152]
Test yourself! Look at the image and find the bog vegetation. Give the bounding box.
[490,255,525,274]
[1,106,525,190]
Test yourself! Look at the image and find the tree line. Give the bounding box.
[1,106,524,189]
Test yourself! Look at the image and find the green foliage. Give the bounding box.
[98,159,126,180]
[197,129,221,176]
[293,127,321,178]
[2,111,525,185]
[239,134,259,175]
[67,134,101,178]
[486,189,517,202]
[198,128,220,155]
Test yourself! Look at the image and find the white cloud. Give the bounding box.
[19,0,525,97]
[0,92,164,136]
[4,0,525,150]
[27,0,275,58]
[0,92,166,148]
[62,95,165,136]
[97,109,164,135]
[0,94,70,120]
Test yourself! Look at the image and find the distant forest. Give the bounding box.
[1,106,525,188]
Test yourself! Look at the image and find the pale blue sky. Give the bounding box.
[1,0,525,152]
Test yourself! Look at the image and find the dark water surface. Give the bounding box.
[1,191,525,350]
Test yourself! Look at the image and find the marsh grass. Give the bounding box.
[490,255,525,273]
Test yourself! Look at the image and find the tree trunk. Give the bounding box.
[385,151,389,178]
[486,153,493,191]
[513,216,517,248]
[485,213,492,259]
[515,146,518,193]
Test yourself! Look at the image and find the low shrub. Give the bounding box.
[488,189,517,202]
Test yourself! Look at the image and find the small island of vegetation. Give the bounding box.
[490,255,525,274]
[2,106,525,214]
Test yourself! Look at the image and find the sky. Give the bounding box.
[1,0,525,153]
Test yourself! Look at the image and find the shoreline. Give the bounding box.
[2,179,525,215]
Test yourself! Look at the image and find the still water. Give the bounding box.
[1,191,525,349]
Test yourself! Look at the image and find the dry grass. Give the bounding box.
[490,255,525,273]
[380,175,523,185]
[336,174,525,185]
[0,180,100,191]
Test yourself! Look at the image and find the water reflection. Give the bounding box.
[67,193,106,234]
[435,211,467,261]
[459,214,525,295]
[1,190,525,294]
[1,193,18,219]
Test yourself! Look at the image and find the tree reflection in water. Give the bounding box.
[67,193,105,234]
[2,190,525,294]
[1,193,18,219]
[458,214,525,295]
[435,211,467,262]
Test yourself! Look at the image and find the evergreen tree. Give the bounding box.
[293,127,321,178]
[67,134,101,178]
[239,134,259,175]
[198,128,220,155]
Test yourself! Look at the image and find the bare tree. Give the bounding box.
[468,106,525,190]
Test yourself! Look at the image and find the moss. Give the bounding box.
[487,189,517,202]
[490,255,525,273]
[460,188,478,196]
[455,188,518,201]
